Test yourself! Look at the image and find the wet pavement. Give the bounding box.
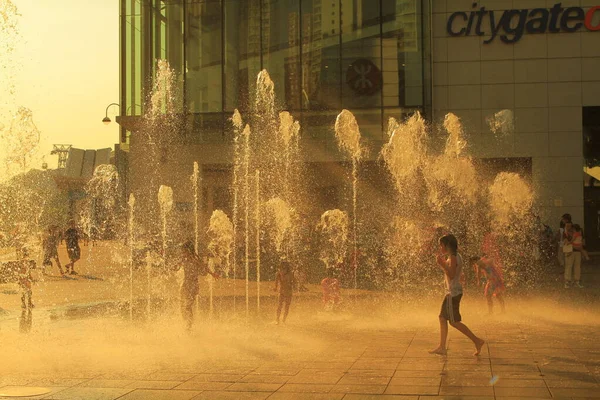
[0,242,599,399]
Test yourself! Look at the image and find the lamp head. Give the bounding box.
[102,117,111,125]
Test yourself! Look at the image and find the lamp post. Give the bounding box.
[102,104,142,125]
[102,103,120,125]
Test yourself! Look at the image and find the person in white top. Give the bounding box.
[430,234,485,356]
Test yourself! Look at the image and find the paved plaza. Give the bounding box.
[0,243,599,399]
[1,297,599,400]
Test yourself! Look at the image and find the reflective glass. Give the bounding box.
[186,1,223,113]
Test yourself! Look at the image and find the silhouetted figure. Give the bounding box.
[321,268,341,311]
[64,222,81,275]
[17,248,34,310]
[470,256,506,314]
[179,241,217,330]
[42,226,63,275]
[274,261,294,324]
[19,308,32,334]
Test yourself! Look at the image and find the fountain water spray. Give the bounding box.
[207,210,233,319]
[486,109,514,137]
[157,185,173,265]
[231,110,244,311]
[489,172,534,228]
[264,198,293,255]
[256,70,275,118]
[255,170,261,312]
[128,194,135,320]
[0,0,20,110]
[242,125,251,318]
[335,110,362,291]
[191,162,200,255]
[278,111,301,202]
[1,107,41,177]
[317,210,349,271]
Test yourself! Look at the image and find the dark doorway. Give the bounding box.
[583,106,600,251]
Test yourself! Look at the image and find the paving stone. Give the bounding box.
[549,387,600,397]
[342,395,418,400]
[191,391,271,400]
[0,386,69,399]
[117,389,200,400]
[278,384,334,393]
[393,370,444,378]
[337,375,390,385]
[178,374,243,383]
[384,385,439,395]
[29,377,89,387]
[174,381,231,391]
[545,378,599,388]
[239,374,291,384]
[124,380,182,389]
[389,377,441,386]
[77,379,136,388]
[438,385,494,396]
[43,387,134,400]
[492,378,547,387]
[266,393,344,400]
[144,372,198,381]
[493,386,552,397]
[329,384,386,394]
[224,382,282,392]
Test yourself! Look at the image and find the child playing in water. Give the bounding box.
[572,224,590,261]
[179,241,218,330]
[64,221,81,275]
[321,268,341,310]
[17,248,34,310]
[470,256,506,314]
[42,226,63,275]
[430,234,485,357]
[274,261,294,324]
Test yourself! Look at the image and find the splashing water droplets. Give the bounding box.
[487,109,514,136]
[489,172,534,228]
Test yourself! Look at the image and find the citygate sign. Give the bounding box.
[447,3,600,44]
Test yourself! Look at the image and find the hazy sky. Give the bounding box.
[2,0,119,170]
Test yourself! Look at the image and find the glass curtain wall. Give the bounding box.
[121,0,425,140]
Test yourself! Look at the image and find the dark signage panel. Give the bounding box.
[447,2,600,43]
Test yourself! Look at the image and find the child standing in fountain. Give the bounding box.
[321,267,341,310]
[64,221,81,275]
[18,248,34,310]
[274,261,294,324]
[470,256,505,314]
[430,234,485,357]
[42,226,63,275]
[179,241,217,330]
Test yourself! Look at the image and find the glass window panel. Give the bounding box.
[301,0,341,112]
[340,1,382,140]
[341,1,382,110]
[382,0,423,108]
[186,1,223,113]
[261,0,301,110]
[123,0,143,116]
[224,0,261,112]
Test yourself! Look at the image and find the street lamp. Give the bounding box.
[102,103,120,125]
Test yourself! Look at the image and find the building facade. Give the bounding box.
[118,0,600,247]
[431,0,600,247]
